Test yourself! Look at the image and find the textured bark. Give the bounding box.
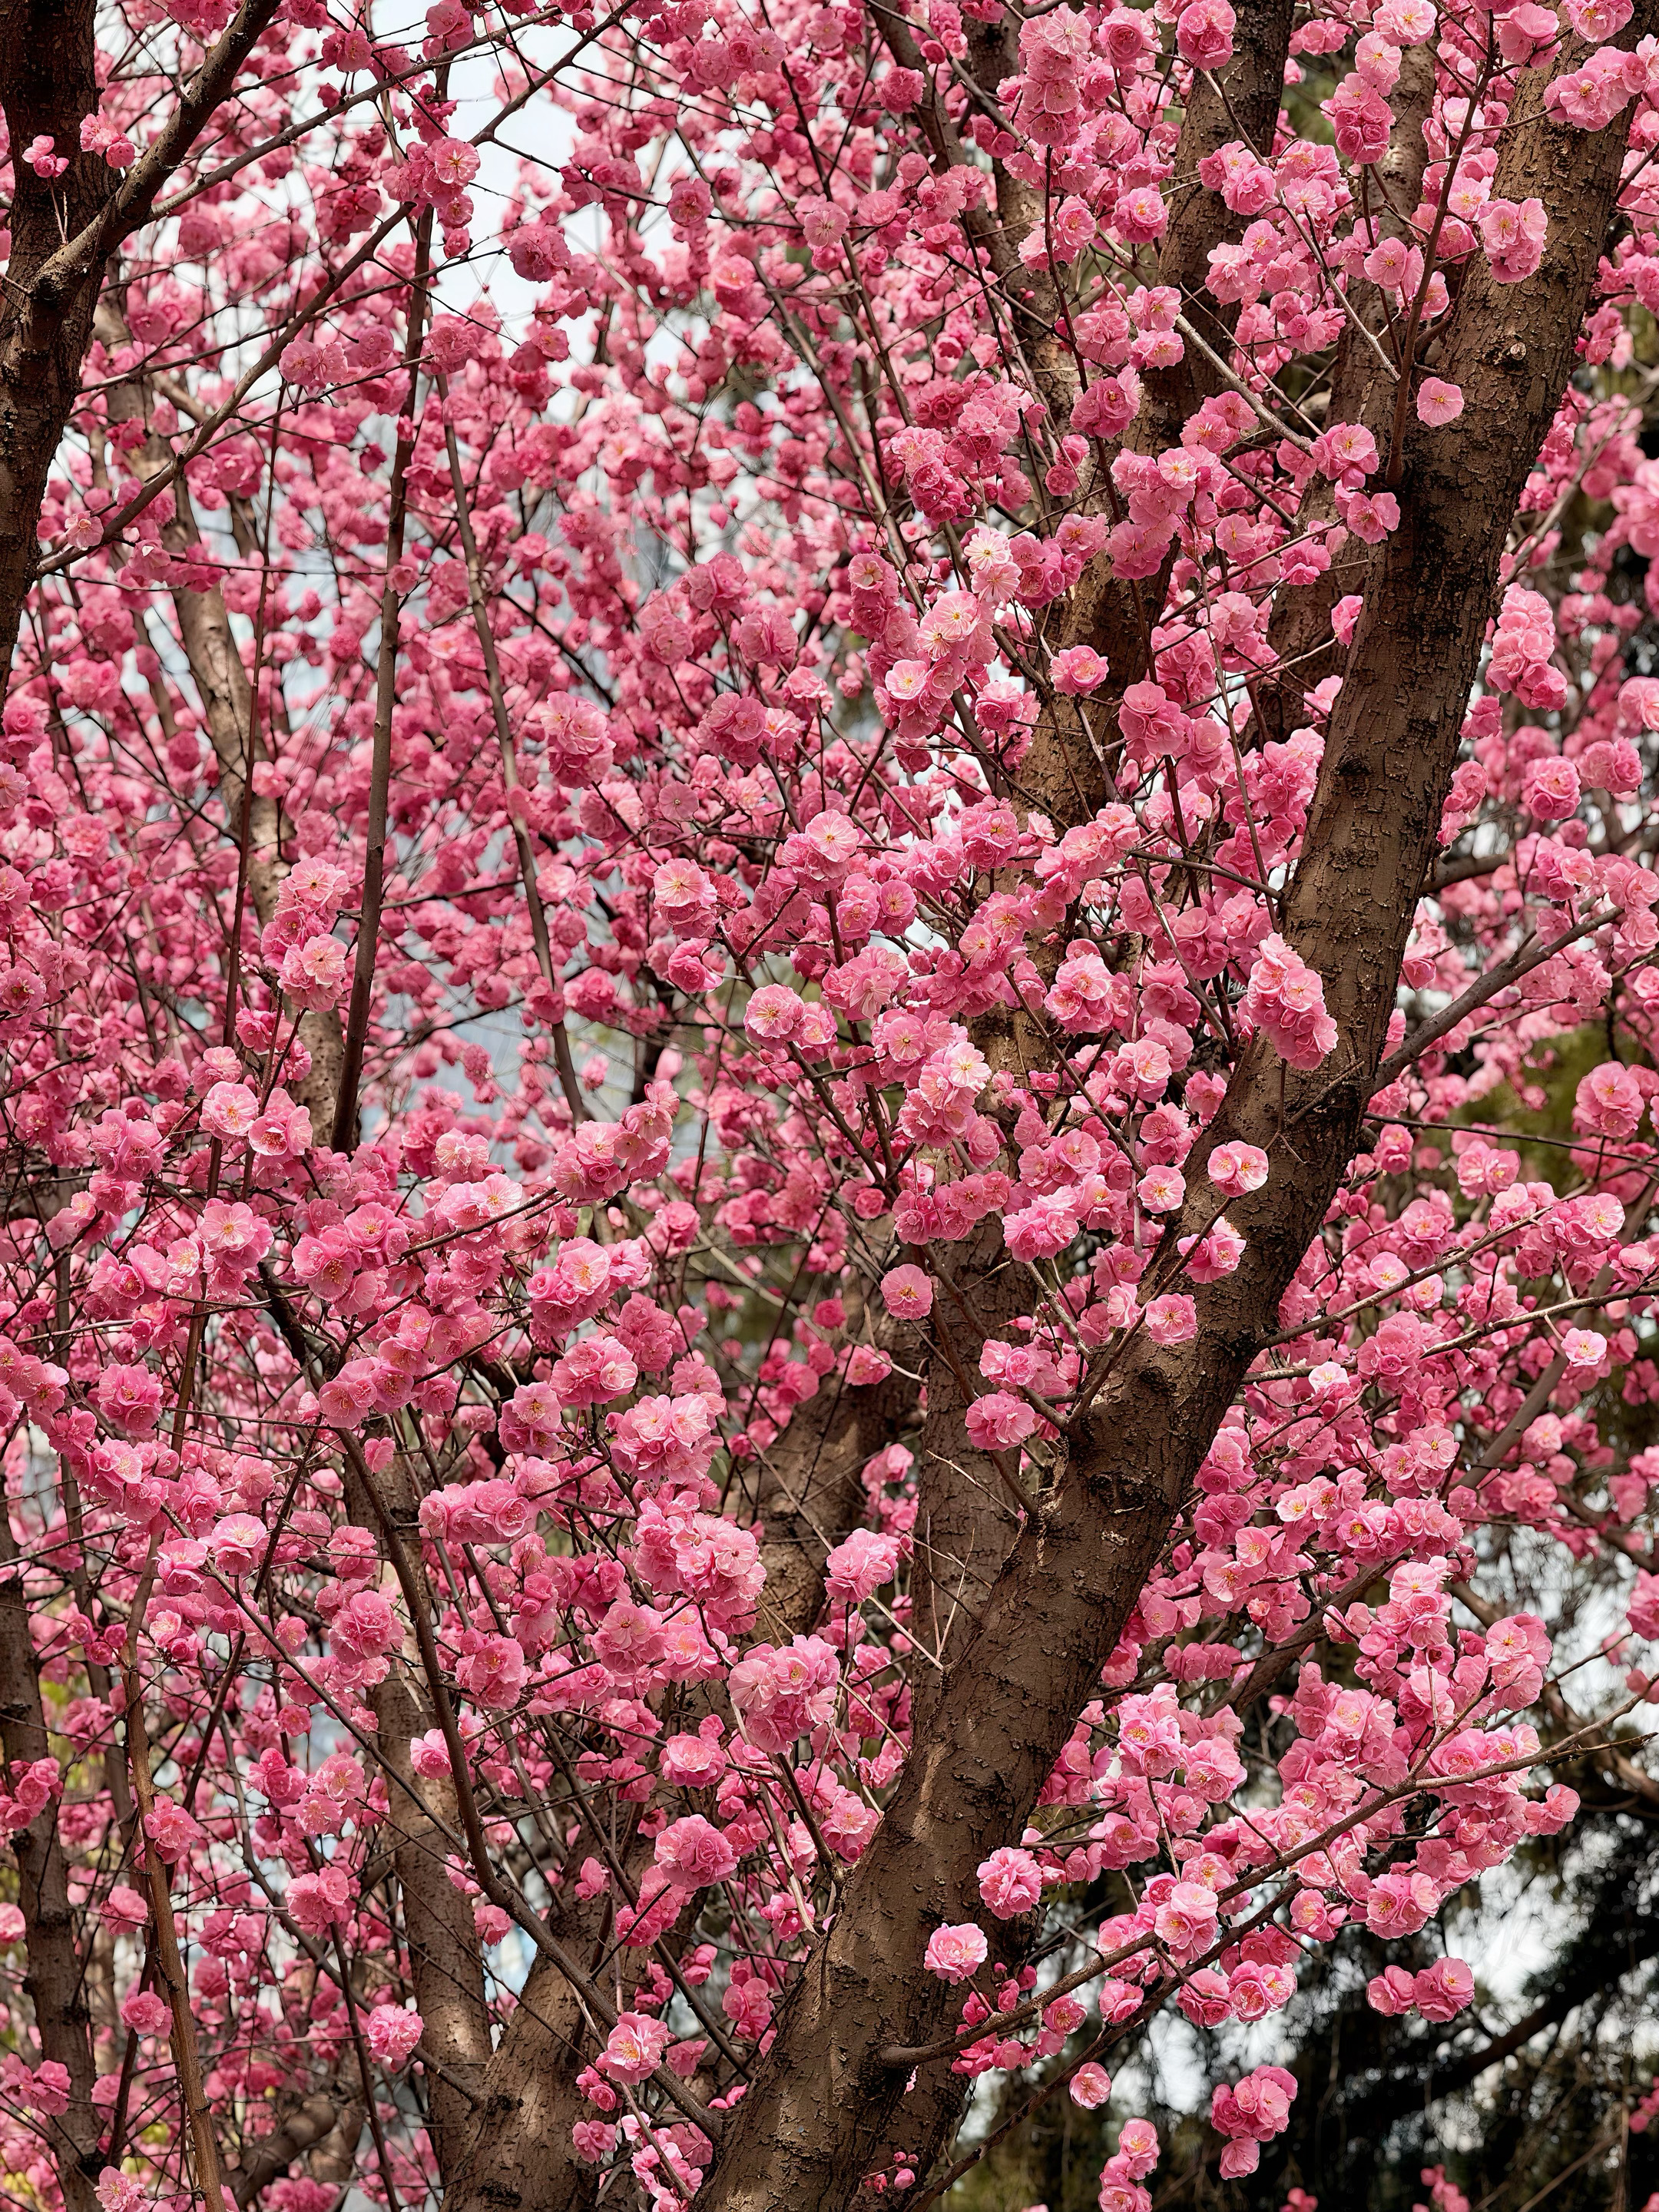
[1253,39,1439,747]
[305,2094,368,2202]
[857,7,1298,2188]
[436,1312,918,2212]
[743,1283,915,1645]
[103,336,346,1138]
[907,1218,1029,1740]
[696,25,1650,2207]
[435,1926,604,2212]
[0,0,114,671]
[337,1452,493,2184]
[906,0,1300,1696]
[825,9,1302,2192]
[371,1663,495,2175]
[0,1522,99,2212]
[1329,39,1440,430]
[884,0,1292,839]
[1137,0,1296,443]
[1022,0,1296,830]
[862,2068,975,2207]
[0,0,280,668]
[228,2092,351,2208]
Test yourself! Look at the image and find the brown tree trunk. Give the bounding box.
[1253,40,1439,747]
[0,0,280,665]
[696,23,1649,2207]
[0,0,114,671]
[437,1303,917,2212]
[0,1522,99,2212]
[336,1452,494,2183]
[102,333,346,1137]
[986,0,1298,844]
[907,1218,1029,1739]
[228,2091,355,2208]
[868,2,1300,2184]
[435,1916,607,2212]
[743,1284,915,1647]
[1138,0,1296,440]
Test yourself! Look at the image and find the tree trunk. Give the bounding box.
[0,1520,99,2212]
[870,0,1300,2183]
[437,1297,917,2212]
[0,0,280,665]
[435,1920,607,2212]
[908,1217,1030,1739]
[1252,41,1439,748]
[339,1452,494,2184]
[0,0,113,670]
[104,331,346,1138]
[696,23,1650,2205]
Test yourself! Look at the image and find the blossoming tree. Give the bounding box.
[4,0,1659,2206]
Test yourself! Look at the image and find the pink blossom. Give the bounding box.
[1071,2061,1113,2108]
[366,2003,424,2068]
[923,1922,988,1982]
[286,1865,354,1932]
[207,1514,267,1578]
[1207,1142,1268,1197]
[1143,1293,1197,1346]
[1366,1964,1419,2016]
[1211,2064,1296,2145]
[15,2061,71,2116]
[745,983,808,1041]
[965,1389,1039,1450]
[1478,195,1548,281]
[1575,1059,1644,1139]
[846,1345,894,1386]
[456,1635,528,1709]
[1414,1956,1475,2023]
[427,137,480,189]
[825,1528,902,1605]
[201,1080,260,1139]
[24,135,68,180]
[121,1991,171,2038]
[977,1846,1045,1919]
[1523,756,1581,821]
[0,1,1649,2184]
[96,1363,164,1437]
[1416,378,1465,426]
[280,934,350,1008]
[654,1814,739,1888]
[1005,1190,1081,1260]
[1243,933,1338,1070]
[1629,1570,1659,1639]
[1153,1877,1219,1954]
[1176,0,1235,61]
[598,2012,671,2083]
[728,1636,840,1753]
[1365,1868,1441,1937]
[1050,196,1098,261]
[880,1263,933,1318]
[1052,644,1108,694]
[551,1334,639,1406]
[102,1886,149,1935]
[1137,1165,1184,1214]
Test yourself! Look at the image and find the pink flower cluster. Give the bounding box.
[1242,934,1338,1070]
[1367,1956,1475,2022]
[1210,2065,1296,2177]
